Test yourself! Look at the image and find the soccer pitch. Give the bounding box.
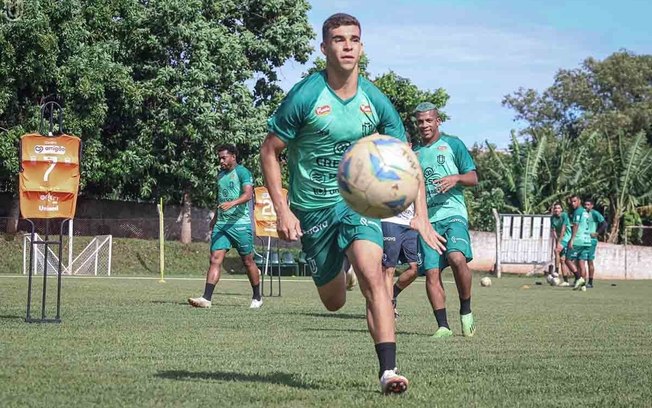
[1,275,651,407]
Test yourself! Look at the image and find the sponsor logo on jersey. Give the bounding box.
[361,122,374,135]
[437,145,448,151]
[360,104,372,113]
[315,105,331,116]
[34,145,66,155]
[333,141,351,155]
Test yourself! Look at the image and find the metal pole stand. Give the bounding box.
[25,218,71,323]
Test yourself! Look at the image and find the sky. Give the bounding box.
[275,0,652,147]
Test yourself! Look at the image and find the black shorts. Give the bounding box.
[382,222,418,267]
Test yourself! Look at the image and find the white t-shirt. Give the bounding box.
[382,203,414,226]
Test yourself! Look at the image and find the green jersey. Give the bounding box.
[571,207,591,247]
[551,212,572,243]
[267,71,406,211]
[588,209,605,243]
[414,133,476,222]
[216,164,252,225]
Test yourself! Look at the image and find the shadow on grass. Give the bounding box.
[156,370,321,390]
[300,312,366,320]
[0,314,22,320]
[304,327,426,336]
[136,253,154,274]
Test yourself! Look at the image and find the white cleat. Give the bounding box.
[188,296,211,308]
[380,368,408,395]
[249,298,263,309]
[345,267,357,291]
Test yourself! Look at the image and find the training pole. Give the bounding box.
[158,198,165,283]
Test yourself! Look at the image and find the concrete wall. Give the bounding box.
[468,231,652,280]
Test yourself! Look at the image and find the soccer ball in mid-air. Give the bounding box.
[338,134,421,218]
[480,277,492,287]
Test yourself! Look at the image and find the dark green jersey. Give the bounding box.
[571,207,591,247]
[551,212,571,243]
[587,209,605,243]
[216,165,252,225]
[267,71,406,211]
[414,133,476,222]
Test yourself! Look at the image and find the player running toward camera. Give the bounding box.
[413,103,478,338]
[584,198,607,288]
[260,13,445,394]
[382,203,419,318]
[188,145,263,309]
[550,202,574,287]
[567,195,592,290]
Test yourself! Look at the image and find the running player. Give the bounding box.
[260,13,445,394]
[567,194,592,290]
[413,103,478,338]
[382,203,419,317]
[583,198,607,288]
[550,202,573,286]
[188,145,263,309]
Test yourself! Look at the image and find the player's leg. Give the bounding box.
[343,257,357,291]
[339,203,407,394]
[188,246,228,308]
[232,224,263,308]
[420,223,452,338]
[587,241,597,288]
[392,227,419,315]
[572,249,587,290]
[381,222,401,313]
[443,217,475,336]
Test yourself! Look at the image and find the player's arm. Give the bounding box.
[435,170,478,193]
[568,221,579,250]
[556,224,567,251]
[219,185,253,212]
[260,133,302,241]
[411,169,446,254]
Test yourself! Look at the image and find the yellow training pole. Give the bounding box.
[158,198,165,283]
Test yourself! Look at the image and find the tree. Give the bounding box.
[0,0,314,241]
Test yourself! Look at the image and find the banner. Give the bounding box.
[253,186,287,237]
[19,133,81,219]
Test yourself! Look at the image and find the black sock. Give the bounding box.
[563,276,569,282]
[588,278,593,285]
[202,283,216,301]
[392,283,403,300]
[375,342,397,378]
[434,308,449,329]
[573,271,580,280]
[460,297,471,315]
[252,284,261,301]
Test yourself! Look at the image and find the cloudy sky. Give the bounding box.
[275,0,652,147]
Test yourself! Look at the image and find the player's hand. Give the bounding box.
[434,175,459,194]
[219,201,235,212]
[556,243,563,252]
[590,232,598,238]
[410,215,446,255]
[276,209,303,242]
[567,240,574,250]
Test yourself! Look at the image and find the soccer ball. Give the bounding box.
[337,134,421,218]
[480,277,492,287]
[546,273,560,286]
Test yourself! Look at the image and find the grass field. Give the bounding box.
[1,274,651,407]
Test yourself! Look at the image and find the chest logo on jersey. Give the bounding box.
[315,105,331,116]
[437,155,446,165]
[362,122,374,135]
[360,104,372,114]
[438,145,448,151]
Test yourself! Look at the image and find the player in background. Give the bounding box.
[583,198,608,288]
[550,202,573,287]
[260,13,445,394]
[188,145,263,309]
[413,102,479,338]
[567,194,592,290]
[382,203,419,317]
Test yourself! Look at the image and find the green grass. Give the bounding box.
[1,274,651,407]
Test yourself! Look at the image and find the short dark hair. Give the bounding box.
[322,13,361,40]
[553,201,563,208]
[217,144,237,156]
[584,198,594,205]
[569,194,581,201]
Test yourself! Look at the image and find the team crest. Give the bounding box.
[315,105,331,116]
[437,155,446,165]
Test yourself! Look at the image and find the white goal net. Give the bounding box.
[23,234,113,276]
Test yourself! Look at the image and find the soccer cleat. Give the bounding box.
[573,277,586,290]
[558,281,571,287]
[380,368,408,395]
[188,297,211,308]
[460,313,476,337]
[345,267,357,291]
[249,298,263,309]
[586,283,593,289]
[432,327,453,339]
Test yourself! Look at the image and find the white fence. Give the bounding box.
[493,210,554,277]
